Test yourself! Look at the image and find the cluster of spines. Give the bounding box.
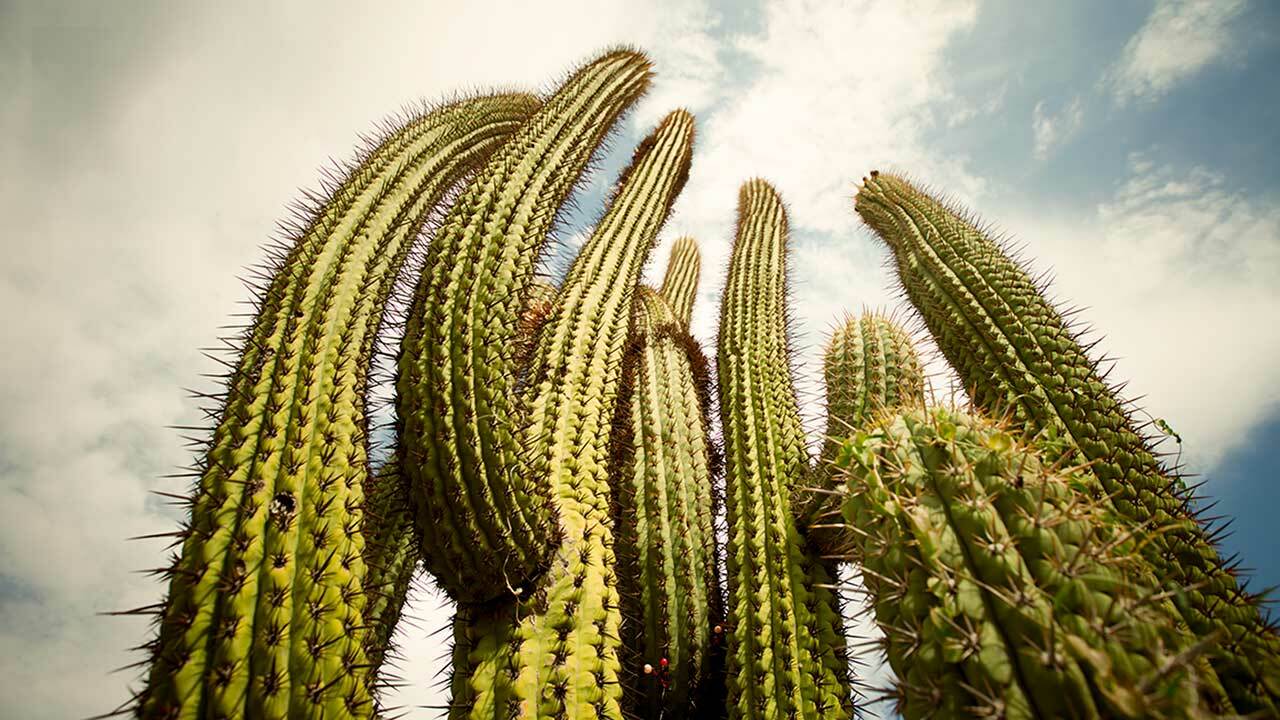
[836,408,1226,719]
[717,179,853,720]
[610,239,724,718]
[855,171,1280,714]
[132,93,539,719]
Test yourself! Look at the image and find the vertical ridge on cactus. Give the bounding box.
[658,236,701,327]
[717,179,853,720]
[397,50,653,605]
[854,171,1280,714]
[134,92,540,719]
[443,107,694,720]
[837,408,1228,719]
[359,459,417,689]
[612,267,722,717]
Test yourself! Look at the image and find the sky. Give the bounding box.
[1,1,1278,718]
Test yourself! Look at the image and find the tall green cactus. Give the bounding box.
[855,171,1280,714]
[134,93,538,719]
[401,56,696,713]
[717,179,853,720]
[611,243,723,718]
[836,407,1227,719]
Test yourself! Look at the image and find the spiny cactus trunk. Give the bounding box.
[612,275,723,718]
[855,172,1279,714]
[432,107,695,720]
[800,313,925,556]
[717,180,853,720]
[837,408,1227,719]
[397,51,651,606]
[359,460,417,688]
[135,93,538,719]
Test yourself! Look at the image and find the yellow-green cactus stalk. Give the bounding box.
[424,106,696,720]
[611,247,723,717]
[717,179,853,720]
[397,50,652,606]
[855,171,1280,714]
[135,93,539,719]
[359,460,416,688]
[836,407,1228,719]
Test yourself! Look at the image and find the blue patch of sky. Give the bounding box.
[1200,407,1280,619]
[931,0,1280,207]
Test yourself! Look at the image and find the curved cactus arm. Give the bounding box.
[135,93,538,719]
[838,408,1229,719]
[612,287,722,718]
[359,460,418,693]
[658,235,701,327]
[855,171,1280,713]
[717,179,853,720]
[450,108,695,720]
[397,50,652,605]
[799,313,925,555]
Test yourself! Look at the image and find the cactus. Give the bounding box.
[854,171,1280,714]
[359,460,417,686]
[717,179,853,720]
[836,407,1227,719]
[611,242,723,717]
[400,50,695,712]
[800,313,926,556]
[132,93,538,719]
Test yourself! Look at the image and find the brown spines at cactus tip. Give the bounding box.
[718,179,854,720]
[397,49,653,605]
[132,92,540,719]
[855,171,1280,714]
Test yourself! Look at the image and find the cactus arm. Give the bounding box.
[612,285,721,718]
[855,172,1278,713]
[717,180,852,720]
[449,109,694,720]
[657,235,701,327]
[839,408,1225,719]
[359,460,417,689]
[397,50,652,604]
[138,93,539,719]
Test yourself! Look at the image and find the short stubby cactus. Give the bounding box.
[836,408,1228,719]
[717,179,853,720]
[611,246,723,717]
[133,93,538,719]
[854,171,1280,714]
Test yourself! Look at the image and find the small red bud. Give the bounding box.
[659,657,668,668]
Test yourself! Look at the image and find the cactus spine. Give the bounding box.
[717,180,853,720]
[837,408,1225,719]
[135,94,538,719]
[855,172,1280,714]
[611,240,723,718]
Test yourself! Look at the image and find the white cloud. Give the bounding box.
[1108,0,1247,103]
[1031,95,1084,159]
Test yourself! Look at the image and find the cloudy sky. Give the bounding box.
[2,1,1278,718]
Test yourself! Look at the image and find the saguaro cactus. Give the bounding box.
[611,241,723,718]
[854,171,1280,714]
[836,408,1226,719]
[134,93,538,719]
[717,179,853,720]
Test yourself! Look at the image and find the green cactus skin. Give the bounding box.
[658,236,701,327]
[800,313,926,556]
[359,460,417,689]
[133,93,538,720]
[612,269,723,718]
[396,50,652,606]
[717,179,853,720]
[837,407,1227,719]
[855,171,1280,714]
[440,109,695,720]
